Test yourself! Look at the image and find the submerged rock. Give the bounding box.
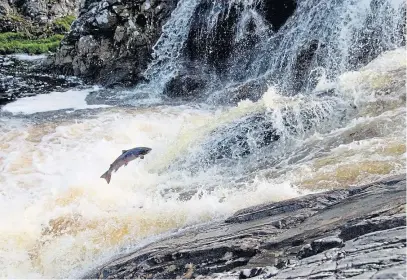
[163,74,206,98]
[84,174,406,279]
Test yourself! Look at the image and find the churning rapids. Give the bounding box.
[0,0,405,278]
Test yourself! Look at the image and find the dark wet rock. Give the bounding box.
[52,0,178,87]
[84,174,406,279]
[170,95,356,174]
[339,213,407,241]
[210,78,269,105]
[297,236,344,259]
[163,73,206,99]
[185,0,296,74]
[179,0,296,100]
[180,113,280,170]
[0,55,82,105]
[239,267,265,279]
[226,189,347,224]
[292,39,322,92]
[261,0,297,32]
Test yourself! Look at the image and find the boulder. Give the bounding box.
[52,0,178,87]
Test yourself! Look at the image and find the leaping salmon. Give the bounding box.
[101,147,152,184]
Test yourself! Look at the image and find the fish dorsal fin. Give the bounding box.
[122,150,128,154]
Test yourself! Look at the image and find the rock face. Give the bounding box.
[52,0,178,87]
[84,174,406,279]
[0,0,79,22]
[0,0,79,34]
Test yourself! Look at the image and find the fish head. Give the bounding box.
[128,147,152,158]
[140,147,152,155]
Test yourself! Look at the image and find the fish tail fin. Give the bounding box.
[101,170,112,184]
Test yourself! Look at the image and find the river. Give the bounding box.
[0,0,405,277]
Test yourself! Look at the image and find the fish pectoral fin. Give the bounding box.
[125,162,128,166]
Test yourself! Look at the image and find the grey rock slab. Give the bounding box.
[83,174,406,279]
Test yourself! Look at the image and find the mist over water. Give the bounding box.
[0,0,405,277]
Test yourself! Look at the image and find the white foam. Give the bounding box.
[9,54,48,61]
[1,87,110,115]
[0,105,307,278]
[0,45,405,279]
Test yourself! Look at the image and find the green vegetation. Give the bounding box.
[54,15,76,32]
[8,13,25,23]
[0,14,75,54]
[0,32,64,54]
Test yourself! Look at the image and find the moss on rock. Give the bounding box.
[54,15,76,32]
[0,13,76,54]
[0,32,64,54]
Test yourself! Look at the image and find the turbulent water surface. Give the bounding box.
[0,0,406,278]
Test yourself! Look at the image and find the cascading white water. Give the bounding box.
[0,0,405,278]
[234,8,268,42]
[0,47,405,278]
[209,0,268,42]
[200,0,406,95]
[134,0,404,100]
[142,0,201,93]
[247,0,406,92]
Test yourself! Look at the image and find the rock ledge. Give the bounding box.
[85,174,406,279]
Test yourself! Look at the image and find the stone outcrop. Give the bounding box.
[0,0,79,34]
[52,0,178,87]
[0,0,79,22]
[0,55,82,105]
[84,174,406,279]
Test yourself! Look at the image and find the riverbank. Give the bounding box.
[0,54,82,105]
[85,174,406,279]
[0,0,78,54]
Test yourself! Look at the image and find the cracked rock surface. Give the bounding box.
[84,174,406,279]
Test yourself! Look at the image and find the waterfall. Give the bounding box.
[138,0,405,99]
[142,0,201,93]
[0,0,405,277]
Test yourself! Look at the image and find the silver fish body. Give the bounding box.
[101,147,152,184]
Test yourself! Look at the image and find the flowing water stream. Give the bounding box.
[0,0,405,278]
